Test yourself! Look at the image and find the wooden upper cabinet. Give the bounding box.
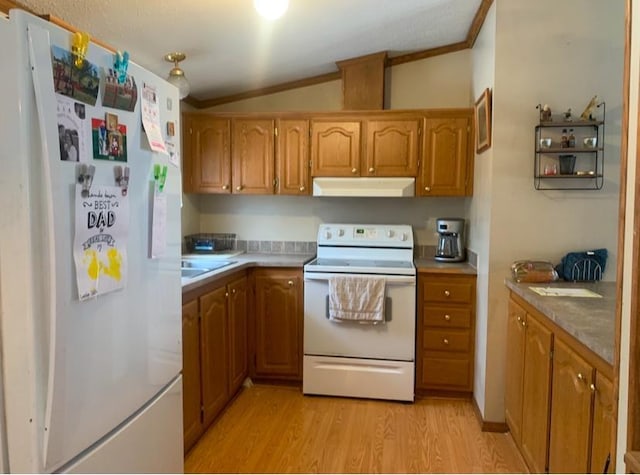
[548,337,594,474]
[520,313,553,475]
[419,111,473,196]
[310,119,361,177]
[183,115,231,193]
[276,119,310,195]
[232,119,275,194]
[504,299,527,447]
[365,118,420,176]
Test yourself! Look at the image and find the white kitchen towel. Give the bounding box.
[328,275,386,323]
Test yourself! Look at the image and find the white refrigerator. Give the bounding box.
[0,10,184,473]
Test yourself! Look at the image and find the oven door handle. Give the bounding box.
[304,273,416,285]
[324,295,393,323]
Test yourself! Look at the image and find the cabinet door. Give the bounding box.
[310,120,361,177]
[504,299,526,447]
[548,338,594,474]
[183,115,231,193]
[227,276,248,396]
[199,286,229,427]
[253,269,302,379]
[591,372,615,473]
[276,119,310,195]
[181,300,203,453]
[521,313,553,475]
[364,118,420,176]
[232,119,275,194]
[419,114,472,196]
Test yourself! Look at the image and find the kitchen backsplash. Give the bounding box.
[237,240,316,255]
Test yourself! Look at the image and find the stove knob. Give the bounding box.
[400,233,408,241]
[324,230,332,240]
[338,228,345,237]
[387,230,395,238]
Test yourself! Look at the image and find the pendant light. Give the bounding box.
[164,52,190,99]
[253,0,289,20]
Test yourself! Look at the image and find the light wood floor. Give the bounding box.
[185,384,528,474]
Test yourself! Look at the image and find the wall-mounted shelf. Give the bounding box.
[534,103,605,190]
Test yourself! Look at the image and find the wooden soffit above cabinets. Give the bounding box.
[336,51,387,110]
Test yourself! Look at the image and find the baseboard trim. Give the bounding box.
[472,396,509,433]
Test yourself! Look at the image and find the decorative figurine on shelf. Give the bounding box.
[580,95,599,121]
[564,108,573,121]
[540,104,552,122]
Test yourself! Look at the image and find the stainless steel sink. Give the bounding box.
[181,260,236,279]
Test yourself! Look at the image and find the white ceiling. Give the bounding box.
[16,0,483,102]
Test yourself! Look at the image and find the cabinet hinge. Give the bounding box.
[274,127,278,137]
[273,177,279,189]
[308,160,312,169]
[550,350,554,360]
[200,405,204,421]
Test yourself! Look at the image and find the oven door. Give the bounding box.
[303,271,416,361]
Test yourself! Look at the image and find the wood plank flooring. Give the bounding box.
[185,384,528,473]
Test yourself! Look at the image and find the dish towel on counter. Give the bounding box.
[328,275,386,323]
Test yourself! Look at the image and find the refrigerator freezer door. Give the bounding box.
[3,13,183,472]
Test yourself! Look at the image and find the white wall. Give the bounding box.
[469,1,496,423]
[185,50,473,243]
[475,0,624,424]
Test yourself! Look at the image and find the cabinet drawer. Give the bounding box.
[421,355,471,389]
[422,306,471,328]
[423,329,470,352]
[422,280,474,303]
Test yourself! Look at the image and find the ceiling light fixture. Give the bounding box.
[253,0,289,20]
[164,52,190,99]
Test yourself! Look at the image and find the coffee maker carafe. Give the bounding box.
[435,218,466,262]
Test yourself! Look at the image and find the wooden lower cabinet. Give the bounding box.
[416,272,476,393]
[181,272,248,453]
[181,300,202,452]
[506,293,616,474]
[252,268,303,380]
[520,313,553,474]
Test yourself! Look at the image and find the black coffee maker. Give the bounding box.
[435,218,466,262]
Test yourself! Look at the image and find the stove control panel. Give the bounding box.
[317,224,413,247]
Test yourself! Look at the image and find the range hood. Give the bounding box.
[312,177,415,197]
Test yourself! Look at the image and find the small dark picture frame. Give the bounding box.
[474,88,492,154]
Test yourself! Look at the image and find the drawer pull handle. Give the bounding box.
[444,314,451,321]
[443,338,449,345]
[444,290,450,297]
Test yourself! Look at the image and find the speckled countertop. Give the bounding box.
[182,253,315,294]
[505,279,616,365]
[414,258,477,275]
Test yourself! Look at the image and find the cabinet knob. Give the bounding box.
[521,320,526,328]
[351,168,358,174]
[368,167,375,173]
[424,186,431,192]
[299,185,305,191]
[443,338,449,345]
[236,185,243,191]
[516,315,521,322]
[225,292,229,298]
[590,383,596,392]
[232,288,236,294]
[444,314,451,321]
[288,280,294,287]
[444,290,451,297]
[577,372,586,382]
[222,184,229,190]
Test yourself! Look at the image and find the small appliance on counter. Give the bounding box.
[435,218,466,262]
[183,233,245,259]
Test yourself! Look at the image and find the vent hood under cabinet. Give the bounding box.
[312,177,415,197]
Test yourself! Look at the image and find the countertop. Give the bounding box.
[505,279,616,365]
[181,253,314,293]
[414,258,477,275]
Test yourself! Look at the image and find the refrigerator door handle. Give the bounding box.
[27,24,58,469]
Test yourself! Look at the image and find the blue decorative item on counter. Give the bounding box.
[555,249,607,281]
